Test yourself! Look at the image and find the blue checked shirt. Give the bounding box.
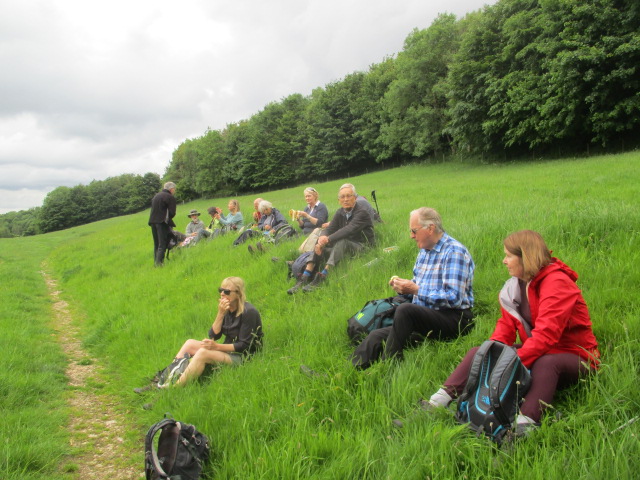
[411,232,474,310]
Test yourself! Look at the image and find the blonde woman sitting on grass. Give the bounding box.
[135,277,263,392]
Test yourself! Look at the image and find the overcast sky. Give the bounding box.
[0,0,494,214]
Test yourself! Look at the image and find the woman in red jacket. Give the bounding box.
[427,230,600,434]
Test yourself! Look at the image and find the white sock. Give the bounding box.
[516,414,536,425]
[429,388,453,408]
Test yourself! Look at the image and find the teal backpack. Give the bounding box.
[346,296,409,344]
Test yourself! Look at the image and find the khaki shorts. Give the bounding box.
[227,352,243,366]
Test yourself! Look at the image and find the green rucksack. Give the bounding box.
[346,296,409,345]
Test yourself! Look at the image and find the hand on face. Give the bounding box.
[218,296,231,314]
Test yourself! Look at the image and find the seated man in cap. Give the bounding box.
[182,209,205,246]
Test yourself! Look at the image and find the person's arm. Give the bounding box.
[167,195,177,221]
[514,273,580,368]
[302,203,328,229]
[327,208,371,244]
[232,212,244,228]
[271,208,287,229]
[232,308,262,354]
[209,297,229,339]
[490,309,519,346]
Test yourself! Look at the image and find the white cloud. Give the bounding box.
[0,0,494,214]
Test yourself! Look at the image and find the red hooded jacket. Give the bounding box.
[490,258,600,369]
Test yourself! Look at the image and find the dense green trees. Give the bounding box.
[5,0,638,235]
[0,172,162,236]
[164,0,638,199]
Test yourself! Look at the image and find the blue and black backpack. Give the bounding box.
[455,340,532,443]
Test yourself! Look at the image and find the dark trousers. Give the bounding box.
[151,223,171,266]
[351,303,473,368]
[443,346,593,422]
[233,229,261,246]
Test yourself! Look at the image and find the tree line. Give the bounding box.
[0,173,161,236]
[165,0,639,203]
[2,0,638,235]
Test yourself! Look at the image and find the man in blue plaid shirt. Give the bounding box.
[352,207,474,368]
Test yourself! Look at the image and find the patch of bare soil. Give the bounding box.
[42,266,141,479]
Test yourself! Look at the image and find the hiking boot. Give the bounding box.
[287,275,310,295]
[302,273,326,292]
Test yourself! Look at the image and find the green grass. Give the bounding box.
[2,152,640,479]
[0,231,73,479]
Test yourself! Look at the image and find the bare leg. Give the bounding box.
[175,339,205,359]
[175,348,233,386]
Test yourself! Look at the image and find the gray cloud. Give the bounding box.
[0,0,494,214]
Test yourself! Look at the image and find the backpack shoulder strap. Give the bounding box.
[487,345,526,426]
[145,418,177,479]
[459,340,495,400]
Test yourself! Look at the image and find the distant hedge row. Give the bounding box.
[0,173,161,236]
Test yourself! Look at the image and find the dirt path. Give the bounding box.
[42,266,141,479]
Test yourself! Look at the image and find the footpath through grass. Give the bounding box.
[0,231,71,479]
[3,152,640,479]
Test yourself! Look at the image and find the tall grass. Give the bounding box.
[4,152,640,479]
[0,231,72,479]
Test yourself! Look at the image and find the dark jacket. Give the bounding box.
[299,201,330,235]
[148,189,177,227]
[323,201,375,246]
[257,207,287,231]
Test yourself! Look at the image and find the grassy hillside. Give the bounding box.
[3,152,640,479]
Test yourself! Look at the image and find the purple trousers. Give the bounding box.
[443,345,594,422]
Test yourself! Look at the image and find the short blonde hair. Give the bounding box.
[221,276,247,316]
[504,230,552,281]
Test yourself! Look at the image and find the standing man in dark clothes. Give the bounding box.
[287,183,374,294]
[148,182,177,266]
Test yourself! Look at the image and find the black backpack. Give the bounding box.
[145,416,210,480]
[272,223,297,244]
[346,296,409,345]
[455,340,532,443]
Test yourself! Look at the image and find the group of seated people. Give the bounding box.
[142,182,600,440]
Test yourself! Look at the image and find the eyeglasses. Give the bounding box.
[410,224,433,235]
[218,287,237,295]
[305,187,317,193]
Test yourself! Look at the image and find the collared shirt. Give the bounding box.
[412,232,474,310]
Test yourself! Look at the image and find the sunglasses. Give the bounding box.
[410,224,433,235]
[218,287,237,295]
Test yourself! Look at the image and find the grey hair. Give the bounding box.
[339,183,356,196]
[258,200,273,213]
[164,181,176,190]
[410,207,443,233]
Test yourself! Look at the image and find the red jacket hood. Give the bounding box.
[531,258,578,285]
